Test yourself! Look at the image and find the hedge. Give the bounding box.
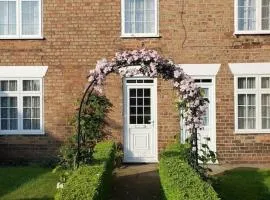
[55,141,116,200]
[159,143,219,200]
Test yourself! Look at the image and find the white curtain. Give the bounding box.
[22,0,40,35]
[23,96,40,130]
[0,1,16,35]
[125,0,155,34]
[262,94,270,129]
[262,0,270,30]
[238,0,256,30]
[238,94,256,129]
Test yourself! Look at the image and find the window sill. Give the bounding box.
[0,131,45,136]
[234,31,270,35]
[234,130,270,134]
[120,34,161,39]
[0,36,44,40]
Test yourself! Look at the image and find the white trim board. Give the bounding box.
[0,66,48,78]
[179,64,220,76]
[229,63,270,75]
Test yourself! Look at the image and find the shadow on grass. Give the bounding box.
[213,167,270,200]
[0,166,57,200]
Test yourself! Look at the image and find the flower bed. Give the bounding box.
[159,143,219,200]
[55,141,116,200]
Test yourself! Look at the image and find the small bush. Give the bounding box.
[58,94,112,169]
[55,141,116,200]
[159,143,219,200]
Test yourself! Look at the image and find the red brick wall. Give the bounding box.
[0,0,270,163]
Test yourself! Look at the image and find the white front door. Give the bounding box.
[181,78,216,155]
[124,78,157,163]
[196,80,216,153]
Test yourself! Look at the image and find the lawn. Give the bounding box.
[213,167,270,200]
[0,166,59,200]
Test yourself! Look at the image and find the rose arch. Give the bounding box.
[77,49,208,167]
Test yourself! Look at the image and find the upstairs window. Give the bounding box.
[121,0,158,37]
[0,0,42,39]
[235,0,270,34]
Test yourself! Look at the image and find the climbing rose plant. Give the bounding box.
[88,49,208,132]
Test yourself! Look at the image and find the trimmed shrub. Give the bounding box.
[159,143,219,200]
[55,141,116,200]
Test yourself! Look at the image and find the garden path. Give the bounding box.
[109,164,161,200]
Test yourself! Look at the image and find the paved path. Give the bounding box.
[109,164,161,200]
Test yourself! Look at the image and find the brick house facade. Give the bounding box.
[0,0,270,164]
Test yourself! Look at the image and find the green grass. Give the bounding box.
[213,167,270,200]
[0,166,59,200]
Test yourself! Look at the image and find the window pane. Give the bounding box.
[1,97,8,107]
[0,81,8,91]
[262,77,270,88]
[238,0,256,31]
[247,77,255,88]
[23,97,31,107]
[130,89,136,97]
[144,107,150,114]
[23,80,40,91]
[10,97,17,107]
[248,119,256,129]
[262,94,270,105]
[262,94,270,129]
[0,1,16,35]
[238,94,246,105]
[22,0,40,35]
[130,116,136,124]
[262,0,270,30]
[248,106,255,117]
[1,108,8,118]
[23,119,31,129]
[9,80,17,91]
[23,108,31,118]
[0,97,17,130]
[238,78,246,89]
[144,115,150,124]
[137,107,143,114]
[32,80,40,91]
[247,94,255,105]
[32,96,40,107]
[1,119,8,130]
[137,89,143,97]
[10,119,17,130]
[144,89,150,97]
[130,107,136,114]
[32,119,40,129]
[238,118,245,129]
[9,108,17,118]
[137,115,143,124]
[238,106,246,117]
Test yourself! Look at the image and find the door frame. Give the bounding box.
[123,77,158,163]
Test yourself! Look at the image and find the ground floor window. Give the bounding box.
[0,66,47,135]
[235,75,270,132]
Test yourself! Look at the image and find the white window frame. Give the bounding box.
[0,0,43,39]
[0,66,47,135]
[234,0,270,34]
[230,63,270,133]
[121,0,159,38]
